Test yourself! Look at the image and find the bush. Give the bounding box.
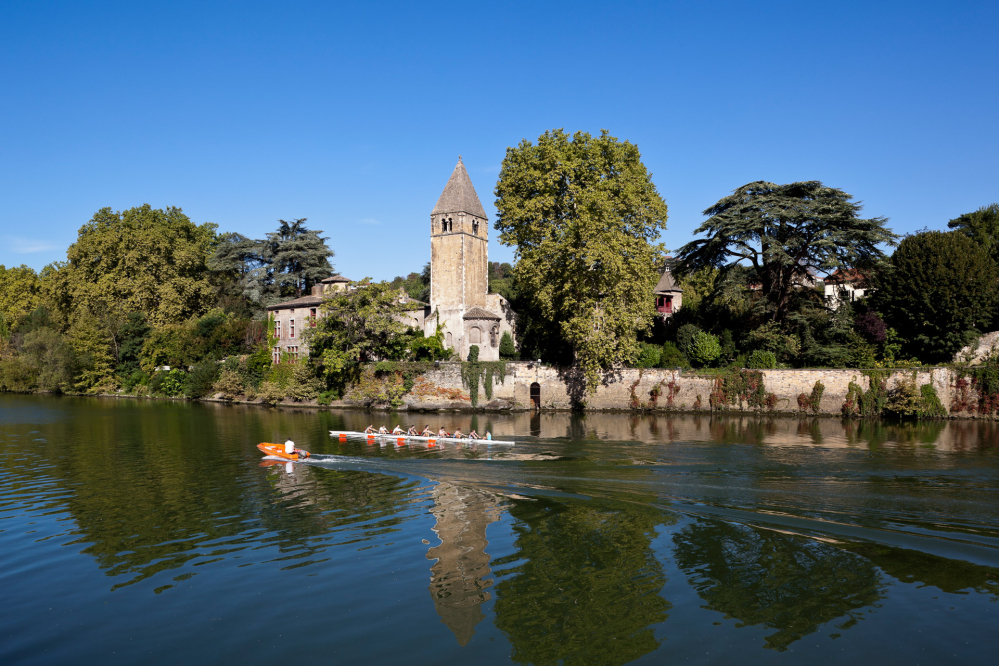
[213,368,245,400]
[746,349,777,369]
[809,380,825,413]
[746,321,801,363]
[659,342,688,369]
[150,369,185,397]
[467,345,479,362]
[185,360,220,399]
[287,362,325,402]
[689,331,721,366]
[256,381,285,405]
[0,357,37,392]
[677,324,701,358]
[122,370,149,393]
[634,342,662,369]
[499,331,517,359]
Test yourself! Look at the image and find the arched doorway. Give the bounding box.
[530,382,541,410]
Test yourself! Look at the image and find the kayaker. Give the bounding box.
[453,428,463,439]
[407,425,418,436]
[468,430,479,439]
[392,425,404,434]
[422,425,432,436]
[364,425,375,434]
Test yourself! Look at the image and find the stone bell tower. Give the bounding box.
[430,157,489,310]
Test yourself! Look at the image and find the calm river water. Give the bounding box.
[2,394,998,664]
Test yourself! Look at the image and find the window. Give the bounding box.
[490,326,498,348]
[472,221,479,235]
[290,320,295,338]
[273,348,281,364]
[275,320,281,338]
[470,326,481,344]
[310,308,317,326]
[446,331,453,347]
[441,220,447,233]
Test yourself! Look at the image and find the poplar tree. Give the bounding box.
[494,129,668,388]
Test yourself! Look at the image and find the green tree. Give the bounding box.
[499,330,517,359]
[689,330,721,366]
[116,312,151,379]
[19,328,77,392]
[873,231,999,363]
[675,181,897,322]
[60,205,219,327]
[308,280,416,389]
[389,263,430,303]
[0,265,41,326]
[948,203,999,264]
[265,218,335,299]
[495,129,669,387]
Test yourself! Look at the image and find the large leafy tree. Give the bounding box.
[872,230,998,363]
[60,205,219,327]
[948,203,999,265]
[674,181,896,322]
[0,265,42,326]
[494,129,668,386]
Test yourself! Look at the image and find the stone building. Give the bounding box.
[265,157,514,362]
[424,157,515,360]
[654,266,683,317]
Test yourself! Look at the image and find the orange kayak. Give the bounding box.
[257,443,310,461]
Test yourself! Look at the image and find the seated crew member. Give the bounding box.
[392,425,404,434]
[364,425,376,434]
[438,427,448,438]
[467,430,479,439]
[453,428,463,439]
[421,425,432,436]
[407,425,418,436]
[485,431,492,440]
[378,425,389,434]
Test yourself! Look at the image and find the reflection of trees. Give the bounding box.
[673,520,883,651]
[844,542,999,600]
[425,482,502,645]
[492,497,670,665]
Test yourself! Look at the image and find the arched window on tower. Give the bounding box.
[441,219,447,234]
[490,326,498,348]
[472,220,479,235]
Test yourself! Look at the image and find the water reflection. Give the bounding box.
[425,482,502,645]
[673,520,884,651]
[492,497,672,665]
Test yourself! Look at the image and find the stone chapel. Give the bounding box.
[424,157,515,361]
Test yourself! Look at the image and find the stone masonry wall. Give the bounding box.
[398,362,961,416]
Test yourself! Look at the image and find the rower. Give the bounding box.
[438,427,448,437]
[485,431,492,440]
[468,430,479,439]
[407,425,418,436]
[392,425,404,435]
[453,428,463,439]
[378,426,389,434]
[364,425,375,434]
[422,425,432,436]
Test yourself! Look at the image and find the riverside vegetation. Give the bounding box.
[1,135,997,417]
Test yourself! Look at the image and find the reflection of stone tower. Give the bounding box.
[425,481,502,646]
[428,158,515,362]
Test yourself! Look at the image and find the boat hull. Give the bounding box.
[257,443,309,460]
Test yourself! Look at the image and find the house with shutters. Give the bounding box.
[654,266,683,317]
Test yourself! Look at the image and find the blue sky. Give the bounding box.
[2,0,997,281]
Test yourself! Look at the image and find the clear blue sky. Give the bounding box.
[2,0,996,281]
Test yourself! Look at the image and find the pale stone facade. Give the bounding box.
[425,158,515,361]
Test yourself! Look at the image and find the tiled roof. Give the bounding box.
[654,268,682,293]
[320,275,351,283]
[432,157,488,219]
[266,295,324,311]
[463,307,500,320]
[826,268,868,284]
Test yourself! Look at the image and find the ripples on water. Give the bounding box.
[1,394,998,664]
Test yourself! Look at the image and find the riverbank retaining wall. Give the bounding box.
[399,362,959,416]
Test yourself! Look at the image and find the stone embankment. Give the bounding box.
[394,362,965,417]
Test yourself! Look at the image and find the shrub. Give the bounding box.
[634,342,662,369]
[213,368,245,400]
[797,393,810,411]
[677,324,701,358]
[855,311,887,343]
[185,360,220,399]
[287,362,325,401]
[689,331,721,366]
[467,345,479,362]
[746,349,777,369]
[150,369,185,397]
[0,357,37,392]
[659,342,688,369]
[499,331,517,359]
[746,321,801,363]
[256,381,285,405]
[809,380,825,413]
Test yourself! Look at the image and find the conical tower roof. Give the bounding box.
[432,157,488,218]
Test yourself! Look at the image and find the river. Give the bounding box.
[1,394,997,664]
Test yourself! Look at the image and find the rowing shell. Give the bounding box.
[329,430,515,446]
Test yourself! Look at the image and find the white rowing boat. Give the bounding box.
[329,430,515,446]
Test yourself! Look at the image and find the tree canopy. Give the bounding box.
[872,230,998,363]
[947,203,999,265]
[674,181,896,321]
[0,265,41,326]
[494,129,668,387]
